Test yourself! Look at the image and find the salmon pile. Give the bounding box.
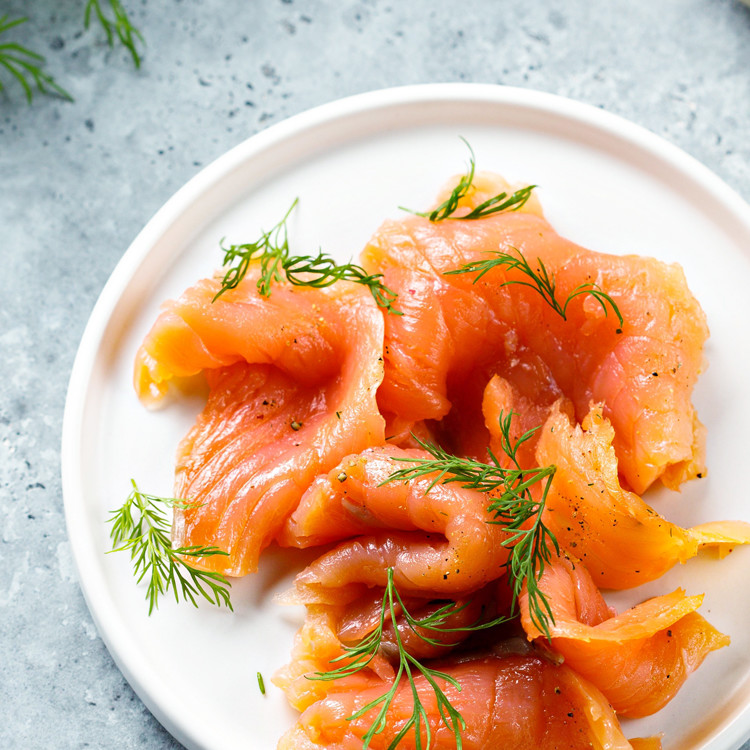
[134,170,750,749]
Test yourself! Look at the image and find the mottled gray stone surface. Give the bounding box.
[1,1,749,748]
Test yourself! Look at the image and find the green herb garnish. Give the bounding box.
[446,245,624,327]
[257,672,266,695]
[311,568,508,749]
[213,199,298,301]
[108,480,233,615]
[484,411,558,640]
[383,412,558,641]
[0,15,72,103]
[213,199,401,314]
[84,0,144,69]
[282,251,401,314]
[402,138,535,222]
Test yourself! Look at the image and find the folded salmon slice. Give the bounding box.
[133,273,385,575]
[536,402,750,588]
[482,373,572,469]
[135,276,342,404]
[519,551,729,717]
[274,583,506,714]
[276,651,657,750]
[281,446,510,603]
[361,177,708,493]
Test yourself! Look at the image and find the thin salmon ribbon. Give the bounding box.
[535,401,750,589]
[519,550,729,717]
[279,446,511,604]
[275,650,660,750]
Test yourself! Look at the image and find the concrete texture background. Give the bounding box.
[1,1,749,748]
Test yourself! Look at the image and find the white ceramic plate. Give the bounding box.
[62,84,750,750]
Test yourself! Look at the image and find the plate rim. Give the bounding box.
[61,82,750,750]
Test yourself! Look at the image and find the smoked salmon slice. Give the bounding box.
[136,276,341,405]
[276,650,658,750]
[274,583,506,714]
[133,273,385,575]
[280,447,510,603]
[361,175,708,493]
[519,551,729,717]
[536,402,750,588]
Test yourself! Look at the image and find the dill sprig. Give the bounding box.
[84,0,144,69]
[107,480,233,615]
[283,251,401,314]
[445,245,624,327]
[213,199,298,301]
[402,138,535,222]
[0,15,72,103]
[484,412,559,640]
[383,413,558,640]
[311,568,514,748]
[410,138,476,222]
[456,185,536,220]
[213,199,401,314]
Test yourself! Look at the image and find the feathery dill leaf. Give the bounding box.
[445,245,624,327]
[310,567,514,748]
[213,198,298,301]
[401,138,535,222]
[108,480,233,615]
[383,412,558,640]
[213,199,401,314]
[84,0,144,68]
[283,251,401,315]
[484,411,559,640]
[406,137,476,222]
[0,15,72,103]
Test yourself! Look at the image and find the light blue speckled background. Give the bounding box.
[1,1,749,748]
